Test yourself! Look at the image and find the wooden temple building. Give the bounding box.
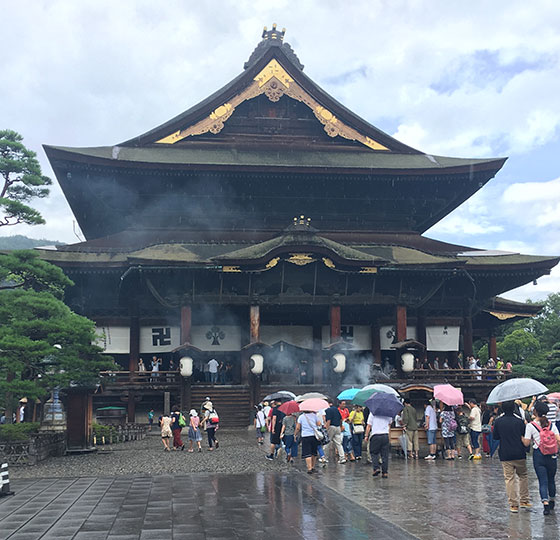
[40,25,559,424]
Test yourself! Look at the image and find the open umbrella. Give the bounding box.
[486,378,548,404]
[278,400,300,415]
[337,388,360,401]
[295,392,328,402]
[299,398,329,412]
[352,388,378,406]
[546,392,560,402]
[277,390,296,399]
[434,384,464,406]
[361,383,400,397]
[364,392,403,418]
[262,392,293,402]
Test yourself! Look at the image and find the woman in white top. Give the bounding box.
[294,411,321,474]
[254,405,266,445]
[522,401,560,515]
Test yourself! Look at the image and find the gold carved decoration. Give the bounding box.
[322,257,335,269]
[287,253,315,266]
[359,267,378,274]
[265,257,280,269]
[155,58,389,151]
[222,265,241,273]
[489,311,522,320]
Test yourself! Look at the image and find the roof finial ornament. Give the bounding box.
[262,23,286,42]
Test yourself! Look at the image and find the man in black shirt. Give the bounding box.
[325,399,345,464]
[492,401,531,513]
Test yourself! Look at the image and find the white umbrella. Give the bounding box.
[295,392,328,402]
[361,383,400,398]
[277,390,296,399]
[486,378,548,404]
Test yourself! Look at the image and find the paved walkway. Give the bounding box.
[2,431,559,539]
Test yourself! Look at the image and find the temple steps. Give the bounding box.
[189,385,252,428]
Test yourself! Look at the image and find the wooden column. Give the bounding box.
[330,305,341,343]
[417,313,427,361]
[463,316,473,358]
[250,305,260,344]
[489,333,497,360]
[396,305,407,342]
[313,325,323,384]
[129,316,140,374]
[371,322,381,365]
[128,316,140,424]
[180,305,192,344]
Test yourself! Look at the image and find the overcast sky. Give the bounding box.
[1,0,559,302]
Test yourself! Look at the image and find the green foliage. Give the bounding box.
[497,329,541,363]
[0,422,40,441]
[0,130,51,227]
[0,250,72,299]
[0,254,116,409]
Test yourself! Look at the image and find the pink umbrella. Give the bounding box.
[278,400,300,415]
[434,384,464,406]
[547,392,560,402]
[299,398,329,412]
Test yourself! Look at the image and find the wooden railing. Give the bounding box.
[99,371,182,386]
[391,368,513,384]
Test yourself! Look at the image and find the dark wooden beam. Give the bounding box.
[396,305,407,342]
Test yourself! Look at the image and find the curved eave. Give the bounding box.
[120,45,420,153]
[44,144,506,177]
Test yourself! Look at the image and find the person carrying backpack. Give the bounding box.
[522,401,560,515]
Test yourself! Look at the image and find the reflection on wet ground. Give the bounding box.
[1,452,559,539]
[0,473,414,540]
[313,455,558,540]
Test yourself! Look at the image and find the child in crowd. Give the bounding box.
[187,409,202,452]
[342,419,354,461]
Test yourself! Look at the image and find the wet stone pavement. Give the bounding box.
[1,430,558,539]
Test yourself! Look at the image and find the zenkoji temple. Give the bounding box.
[41,25,559,424]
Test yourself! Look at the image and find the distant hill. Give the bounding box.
[0,235,66,250]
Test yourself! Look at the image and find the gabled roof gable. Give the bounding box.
[123,31,420,154]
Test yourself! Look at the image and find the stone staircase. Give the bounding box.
[189,385,252,428]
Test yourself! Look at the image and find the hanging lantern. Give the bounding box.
[332,353,346,373]
[401,352,414,373]
[250,353,264,375]
[180,356,193,377]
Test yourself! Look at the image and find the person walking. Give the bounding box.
[202,401,220,450]
[424,400,438,460]
[280,412,299,463]
[325,398,346,464]
[147,409,154,432]
[365,411,392,478]
[468,399,483,460]
[208,358,219,384]
[170,406,185,451]
[492,401,531,513]
[265,401,285,460]
[400,398,419,459]
[522,401,560,515]
[294,410,321,474]
[254,404,267,445]
[349,405,365,460]
[187,409,202,452]
[439,404,456,460]
[159,413,172,451]
[455,408,472,459]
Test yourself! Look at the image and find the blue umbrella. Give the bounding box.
[337,388,360,401]
[365,392,403,418]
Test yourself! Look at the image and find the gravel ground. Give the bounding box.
[10,428,293,478]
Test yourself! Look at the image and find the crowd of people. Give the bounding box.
[413,355,512,372]
[254,393,560,515]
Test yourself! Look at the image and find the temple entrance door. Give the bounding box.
[263,342,312,386]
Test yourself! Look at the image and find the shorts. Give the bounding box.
[427,430,437,445]
[443,436,455,450]
[470,430,481,449]
[456,433,470,449]
[301,436,319,458]
[270,432,282,445]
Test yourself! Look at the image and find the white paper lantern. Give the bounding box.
[250,354,264,375]
[401,352,414,373]
[180,356,193,377]
[332,353,346,373]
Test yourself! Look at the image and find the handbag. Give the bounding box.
[303,414,325,441]
[260,425,267,433]
[481,424,491,434]
[318,426,330,444]
[353,424,364,434]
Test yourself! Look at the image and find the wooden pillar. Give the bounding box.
[371,322,381,365]
[417,313,427,360]
[180,305,192,344]
[128,316,140,424]
[489,332,497,360]
[330,305,341,343]
[463,316,473,358]
[313,324,323,384]
[129,316,140,374]
[396,305,407,342]
[250,305,260,343]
